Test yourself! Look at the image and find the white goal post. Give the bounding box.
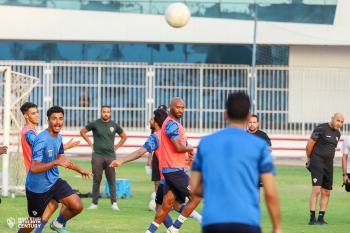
[1,66,39,197]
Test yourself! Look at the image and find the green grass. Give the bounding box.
[0,162,349,233]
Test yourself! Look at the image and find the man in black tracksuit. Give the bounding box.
[306,113,344,225]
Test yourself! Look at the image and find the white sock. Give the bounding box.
[53,220,63,228]
[190,210,202,224]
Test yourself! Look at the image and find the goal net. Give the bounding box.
[0,67,39,197]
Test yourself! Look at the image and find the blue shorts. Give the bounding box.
[155,183,164,205]
[203,223,261,233]
[163,170,189,203]
[26,178,76,217]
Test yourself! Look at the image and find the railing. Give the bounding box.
[1,60,349,135]
[0,0,337,24]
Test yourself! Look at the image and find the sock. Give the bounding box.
[54,214,68,228]
[34,220,47,233]
[318,211,325,221]
[189,210,202,224]
[147,221,160,233]
[173,215,187,229]
[310,210,316,220]
[163,215,173,228]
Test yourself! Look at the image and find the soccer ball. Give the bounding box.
[148,199,156,211]
[165,2,191,28]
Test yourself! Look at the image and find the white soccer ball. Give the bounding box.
[148,199,156,211]
[165,3,191,28]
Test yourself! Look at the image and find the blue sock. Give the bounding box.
[17,230,22,233]
[173,215,187,229]
[178,204,185,213]
[57,214,68,226]
[163,215,173,228]
[34,220,47,233]
[147,221,159,233]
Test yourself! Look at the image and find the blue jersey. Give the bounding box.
[192,127,275,227]
[165,120,180,140]
[25,129,64,193]
[143,133,159,153]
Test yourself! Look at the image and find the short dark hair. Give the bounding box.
[157,105,167,112]
[101,105,111,109]
[153,109,168,128]
[20,102,37,114]
[226,92,251,120]
[47,106,64,118]
[251,114,259,122]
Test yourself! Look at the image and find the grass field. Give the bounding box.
[0,161,349,233]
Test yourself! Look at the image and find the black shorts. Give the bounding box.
[309,157,333,190]
[26,178,76,217]
[203,223,261,233]
[151,154,161,182]
[163,170,189,204]
[155,183,164,205]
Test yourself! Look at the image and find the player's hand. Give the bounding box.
[64,138,80,150]
[145,165,152,175]
[0,146,8,155]
[56,156,73,168]
[114,145,120,151]
[109,159,123,168]
[187,144,194,155]
[186,153,194,166]
[79,169,93,179]
[343,174,349,184]
[305,157,311,171]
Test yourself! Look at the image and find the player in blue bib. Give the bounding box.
[18,106,92,233]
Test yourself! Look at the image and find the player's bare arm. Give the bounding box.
[30,154,72,174]
[110,147,147,168]
[306,138,316,158]
[190,171,203,197]
[171,139,194,154]
[57,155,93,179]
[63,138,80,151]
[114,131,128,151]
[261,173,281,233]
[342,154,348,184]
[80,127,93,150]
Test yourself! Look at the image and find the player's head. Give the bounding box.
[150,108,168,130]
[47,106,64,134]
[169,97,185,119]
[330,112,344,130]
[101,105,111,122]
[20,102,39,125]
[248,114,259,132]
[225,92,251,122]
[157,104,168,112]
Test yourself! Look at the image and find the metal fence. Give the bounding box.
[1,61,350,135]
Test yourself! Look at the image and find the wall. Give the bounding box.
[59,131,343,159]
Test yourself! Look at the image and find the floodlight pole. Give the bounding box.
[250,2,258,113]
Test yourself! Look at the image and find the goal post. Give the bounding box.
[1,67,39,197]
